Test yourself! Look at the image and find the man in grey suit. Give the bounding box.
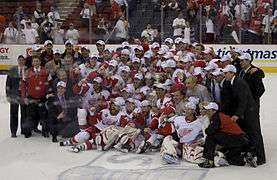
[6,55,27,137]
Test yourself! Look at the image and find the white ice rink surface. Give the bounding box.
[0,74,276,180]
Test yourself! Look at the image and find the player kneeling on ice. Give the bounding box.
[198,102,257,168]
[160,101,229,166]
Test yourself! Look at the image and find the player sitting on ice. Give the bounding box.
[198,102,258,168]
[59,97,127,153]
[159,101,206,164]
[136,104,176,154]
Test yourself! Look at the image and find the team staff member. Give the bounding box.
[198,102,256,168]
[6,55,27,137]
[222,65,266,166]
[20,56,50,138]
[238,53,265,110]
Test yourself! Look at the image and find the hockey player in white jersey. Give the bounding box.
[160,101,228,166]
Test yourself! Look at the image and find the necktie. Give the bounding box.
[239,70,245,78]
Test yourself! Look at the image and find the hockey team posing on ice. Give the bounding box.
[6,38,266,168]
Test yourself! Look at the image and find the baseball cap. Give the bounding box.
[132,57,141,63]
[96,40,105,46]
[121,41,130,48]
[113,97,125,107]
[188,96,200,105]
[108,60,118,67]
[141,100,150,107]
[44,40,53,46]
[154,83,167,90]
[121,49,130,55]
[164,38,173,44]
[93,77,103,83]
[174,37,183,44]
[119,65,130,72]
[220,55,233,62]
[151,42,160,49]
[134,73,143,80]
[90,53,99,59]
[222,64,237,73]
[204,102,219,111]
[193,67,203,76]
[204,63,218,71]
[65,40,73,46]
[134,45,144,51]
[54,49,61,54]
[185,102,196,110]
[57,81,66,88]
[238,53,252,61]
[212,68,224,76]
[31,44,41,51]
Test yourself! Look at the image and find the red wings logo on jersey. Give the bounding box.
[178,128,193,137]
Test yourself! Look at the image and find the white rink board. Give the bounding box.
[0,74,277,180]
[0,44,276,67]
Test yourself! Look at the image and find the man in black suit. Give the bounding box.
[46,81,78,142]
[222,65,266,166]
[6,55,27,137]
[238,53,265,110]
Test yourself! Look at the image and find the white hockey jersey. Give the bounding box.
[95,109,126,130]
[171,116,203,144]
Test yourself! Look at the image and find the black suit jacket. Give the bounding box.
[240,65,265,103]
[224,76,259,128]
[6,66,25,104]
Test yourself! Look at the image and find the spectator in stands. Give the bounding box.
[247,11,263,44]
[80,3,93,30]
[65,23,80,45]
[13,6,25,29]
[111,0,123,20]
[141,24,157,42]
[205,16,215,43]
[262,8,274,44]
[114,16,129,43]
[20,15,30,29]
[48,6,61,27]
[31,16,39,30]
[0,15,6,42]
[3,22,18,44]
[172,13,187,38]
[23,21,39,44]
[34,3,46,25]
[17,24,26,44]
[272,17,277,44]
[40,18,54,43]
[96,18,109,41]
[51,23,65,44]
[168,0,179,11]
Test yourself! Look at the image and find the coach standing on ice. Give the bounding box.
[238,53,265,111]
[6,55,27,137]
[222,65,266,166]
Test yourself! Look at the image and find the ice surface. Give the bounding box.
[0,74,276,180]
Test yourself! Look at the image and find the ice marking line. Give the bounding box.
[85,151,108,166]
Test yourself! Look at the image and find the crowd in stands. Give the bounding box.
[6,36,266,168]
[0,0,276,44]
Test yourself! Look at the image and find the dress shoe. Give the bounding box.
[11,133,17,138]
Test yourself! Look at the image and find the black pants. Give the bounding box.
[203,132,249,165]
[10,103,27,135]
[23,99,48,134]
[237,119,266,164]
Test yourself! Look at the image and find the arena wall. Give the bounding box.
[0,44,276,72]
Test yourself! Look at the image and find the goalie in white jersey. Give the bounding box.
[160,101,228,166]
